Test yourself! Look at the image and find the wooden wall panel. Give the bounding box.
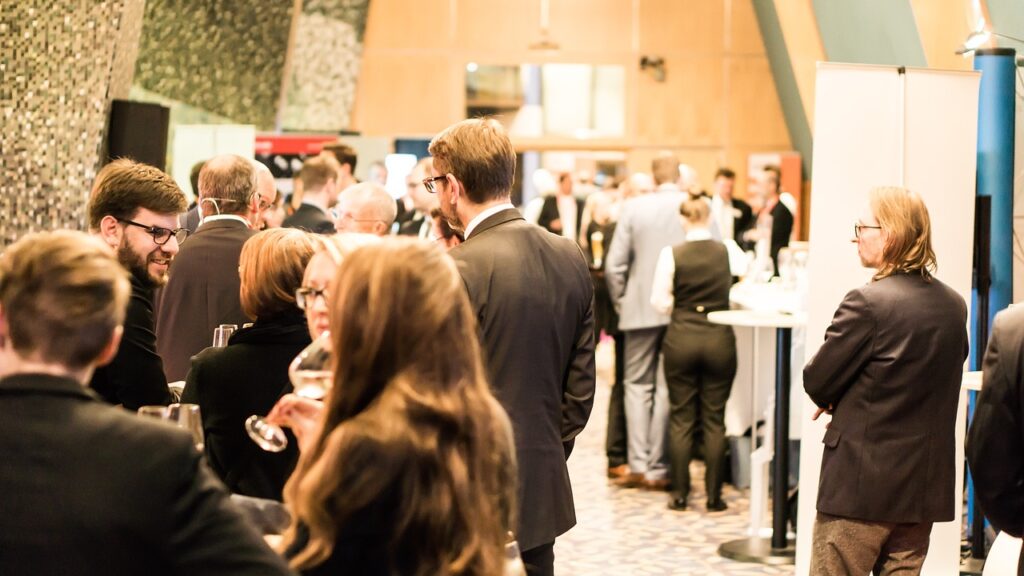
[774,0,825,131]
[727,56,790,147]
[729,0,766,55]
[635,57,724,146]
[351,53,459,135]
[638,0,725,55]
[455,0,539,54]
[551,0,634,55]
[362,0,453,51]
[909,0,975,71]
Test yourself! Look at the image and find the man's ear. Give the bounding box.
[98,215,123,249]
[95,325,123,368]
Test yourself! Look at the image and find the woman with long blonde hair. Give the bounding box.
[279,238,517,576]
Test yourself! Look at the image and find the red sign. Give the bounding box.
[254,134,338,155]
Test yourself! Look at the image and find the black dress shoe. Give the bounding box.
[668,498,688,511]
[706,499,728,513]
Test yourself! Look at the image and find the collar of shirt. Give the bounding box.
[656,183,681,193]
[464,202,516,239]
[686,229,712,242]
[200,214,251,229]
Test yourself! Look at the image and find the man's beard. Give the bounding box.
[440,202,463,234]
[117,242,168,289]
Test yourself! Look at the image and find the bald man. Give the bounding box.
[333,182,397,236]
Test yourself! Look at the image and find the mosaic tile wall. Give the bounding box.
[133,0,370,132]
[133,0,294,130]
[0,0,145,247]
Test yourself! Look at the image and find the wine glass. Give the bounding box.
[137,403,205,451]
[246,331,333,452]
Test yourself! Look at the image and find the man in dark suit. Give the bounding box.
[968,305,1024,575]
[710,167,753,249]
[87,158,188,409]
[804,186,968,574]
[0,230,292,576]
[282,155,336,234]
[751,165,793,276]
[397,157,438,239]
[179,159,207,235]
[156,155,273,382]
[428,118,596,576]
[537,172,585,243]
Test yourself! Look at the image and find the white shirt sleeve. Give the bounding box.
[650,246,676,316]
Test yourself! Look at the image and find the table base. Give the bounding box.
[718,537,795,565]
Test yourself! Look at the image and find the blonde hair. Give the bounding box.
[239,229,316,319]
[652,152,680,185]
[679,194,710,225]
[0,231,130,369]
[869,186,937,281]
[282,239,516,575]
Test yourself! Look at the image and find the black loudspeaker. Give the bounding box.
[106,100,170,171]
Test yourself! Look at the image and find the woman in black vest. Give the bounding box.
[650,194,736,512]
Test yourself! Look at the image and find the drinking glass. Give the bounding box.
[137,403,205,451]
[589,229,605,268]
[504,534,526,576]
[212,324,238,347]
[246,331,333,452]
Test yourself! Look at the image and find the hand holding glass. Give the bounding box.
[246,331,332,452]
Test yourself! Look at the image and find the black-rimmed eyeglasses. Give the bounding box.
[118,218,188,245]
[295,287,328,311]
[422,175,447,194]
[853,223,882,239]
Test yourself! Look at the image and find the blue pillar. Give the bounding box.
[973,48,1016,364]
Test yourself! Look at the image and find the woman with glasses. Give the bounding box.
[273,238,517,576]
[181,228,315,501]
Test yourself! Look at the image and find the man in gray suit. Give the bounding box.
[967,305,1024,575]
[604,153,688,489]
[156,155,275,382]
[428,118,595,576]
[804,186,968,574]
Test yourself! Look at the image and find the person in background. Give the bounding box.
[605,153,688,492]
[182,228,315,501]
[333,182,397,236]
[181,159,207,234]
[398,157,439,239]
[537,172,584,243]
[367,160,388,187]
[710,168,753,250]
[428,118,595,576]
[156,154,271,382]
[651,195,736,512]
[0,230,292,575]
[429,206,463,250]
[967,305,1024,574]
[803,186,967,574]
[297,233,382,341]
[320,142,358,195]
[87,158,187,410]
[260,189,288,230]
[745,165,793,276]
[283,156,337,234]
[274,240,517,576]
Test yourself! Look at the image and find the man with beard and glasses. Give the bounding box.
[87,159,188,409]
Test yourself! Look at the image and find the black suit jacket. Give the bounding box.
[449,208,596,550]
[730,197,754,247]
[182,312,310,501]
[156,218,255,382]
[89,272,173,410]
[537,195,584,239]
[767,201,793,275]
[804,273,968,523]
[396,210,429,237]
[282,203,335,234]
[0,373,293,575]
[968,305,1024,542]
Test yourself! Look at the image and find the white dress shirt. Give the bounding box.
[198,214,251,229]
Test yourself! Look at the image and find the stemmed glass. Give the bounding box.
[245,331,333,452]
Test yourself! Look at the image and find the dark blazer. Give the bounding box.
[0,373,293,576]
[767,201,793,275]
[156,217,255,382]
[537,195,584,239]
[729,197,755,247]
[449,208,596,551]
[804,273,968,523]
[182,311,310,501]
[396,210,429,238]
[282,203,335,234]
[90,271,173,410]
[968,305,1024,542]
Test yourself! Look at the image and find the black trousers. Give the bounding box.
[521,541,555,576]
[662,318,736,502]
[605,332,627,467]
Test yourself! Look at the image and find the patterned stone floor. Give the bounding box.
[554,341,794,576]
